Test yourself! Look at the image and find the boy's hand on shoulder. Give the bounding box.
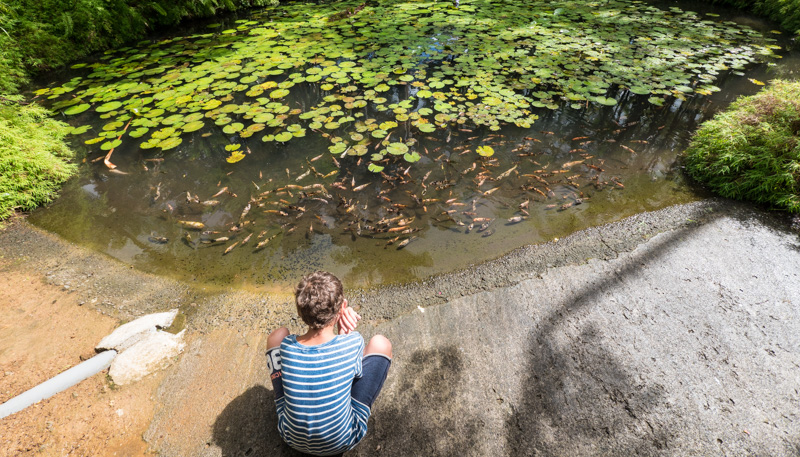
[338,306,361,335]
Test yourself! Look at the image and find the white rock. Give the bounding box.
[108,330,185,385]
[97,310,178,351]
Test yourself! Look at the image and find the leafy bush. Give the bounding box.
[0,0,273,93]
[701,0,800,36]
[685,80,800,213]
[0,97,75,221]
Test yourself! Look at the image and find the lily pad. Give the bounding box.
[96,101,123,113]
[63,104,91,115]
[275,131,293,142]
[182,120,205,132]
[158,137,183,150]
[476,145,494,157]
[386,142,409,156]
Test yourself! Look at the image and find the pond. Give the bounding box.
[28,0,799,291]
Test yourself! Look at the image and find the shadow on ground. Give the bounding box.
[351,346,483,456]
[503,217,722,455]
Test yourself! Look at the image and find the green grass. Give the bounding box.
[685,80,800,213]
[0,96,75,222]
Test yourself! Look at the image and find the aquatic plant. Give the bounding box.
[36,0,779,173]
[0,97,75,222]
[685,79,800,213]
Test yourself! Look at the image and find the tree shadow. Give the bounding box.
[348,346,483,457]
[505,213,724,455]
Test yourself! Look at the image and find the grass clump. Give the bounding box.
[685,79,800,213]
[0,96,75,221]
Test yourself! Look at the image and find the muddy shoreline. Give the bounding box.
[1,199,742,330]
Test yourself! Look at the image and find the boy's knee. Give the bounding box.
[268,327,289,349]
[365,334,392,358]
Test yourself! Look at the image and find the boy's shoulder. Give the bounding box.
[280,332,364,350]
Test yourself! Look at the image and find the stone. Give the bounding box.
[96,309,178,351]
[109,330,186,385]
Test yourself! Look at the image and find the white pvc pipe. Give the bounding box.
[0,349,117,419]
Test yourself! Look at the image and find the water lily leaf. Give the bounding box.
[162,114,185,125]
[158,137,183,150]
[386,142,409,155]
[100,139,122,151]
[96,101,123,113]
[64,103,91,115]
[403,151,421,163]
[476,145,494,157]
[182,120,205,132]
[275,131,293,142]
[69,125,92,135]
[102,121,124,131]
[371,129,388,139]
[152,127,177,139]
[628,86,651,95]
[129,127,150,138]
[329,143,347,154]
[223,122,244,134]
[418,123,436,133]
[227,150,246,163]
[368,163,385,173]
[270,88,290,98]
[594,96,617,106]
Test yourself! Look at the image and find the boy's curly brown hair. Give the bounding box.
[294,271,344,329]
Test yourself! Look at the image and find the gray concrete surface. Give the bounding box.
[3,200,799,456]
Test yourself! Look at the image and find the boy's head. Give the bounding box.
[294,271,344,329]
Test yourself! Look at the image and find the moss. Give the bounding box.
[684,80,800,213]
[0,96,75,222]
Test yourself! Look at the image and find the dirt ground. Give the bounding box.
[0,268,157,457]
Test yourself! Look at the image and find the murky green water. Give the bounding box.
[29,0,799,291]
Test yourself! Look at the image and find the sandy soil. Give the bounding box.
[0,268,157,457]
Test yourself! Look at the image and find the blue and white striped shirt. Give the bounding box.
[276,333,369,456]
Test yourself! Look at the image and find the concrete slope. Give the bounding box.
[352,205,800,456]
[161,202,799,456]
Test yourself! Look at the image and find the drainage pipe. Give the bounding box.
[0,349,117,419]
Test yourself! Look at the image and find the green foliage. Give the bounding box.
[685,80,800,213]
[0,0,271,94]
[0,96,75,221]
[700,0,800,35]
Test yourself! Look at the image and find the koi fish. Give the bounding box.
[223,241,240,255]
[179,221,205,230]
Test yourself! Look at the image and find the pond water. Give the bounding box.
[29,0,799,291]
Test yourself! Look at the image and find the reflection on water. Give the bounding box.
[29,4,799,291]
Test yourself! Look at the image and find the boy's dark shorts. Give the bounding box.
[267,349,391,408]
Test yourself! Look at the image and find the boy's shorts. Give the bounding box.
[267,349,391,408]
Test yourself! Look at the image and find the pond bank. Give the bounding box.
[1,199,799,455]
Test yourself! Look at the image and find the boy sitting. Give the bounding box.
[266,271,392,456]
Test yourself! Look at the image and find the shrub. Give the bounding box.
[0,96,75,221]
[684,80,800,213]
[701,0,800,36]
